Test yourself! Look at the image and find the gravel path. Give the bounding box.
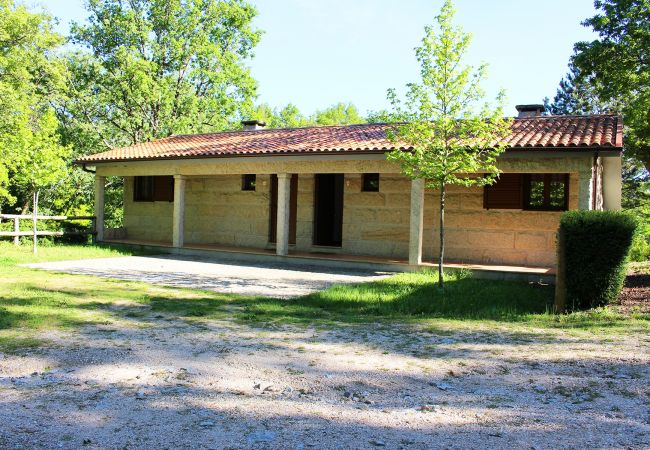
[1,315,648,449]
[24,255,390,298]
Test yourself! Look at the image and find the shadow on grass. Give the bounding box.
[146,271,556,324]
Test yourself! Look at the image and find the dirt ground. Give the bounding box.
[1,308,649,449]
[616,267,650,314]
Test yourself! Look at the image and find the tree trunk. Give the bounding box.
[438,181,445,288]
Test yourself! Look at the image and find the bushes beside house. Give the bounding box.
[555,211,637,312]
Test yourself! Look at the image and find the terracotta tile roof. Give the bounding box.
[77,115,623,163]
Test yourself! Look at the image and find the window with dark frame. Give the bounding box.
[523,173,569,211]
[484,173,569,211]
[362,173,380,192]
[133,176,174,202]
[242,174,257,191]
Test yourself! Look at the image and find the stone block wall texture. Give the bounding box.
[121,156,588,267]
[123,177,173,243]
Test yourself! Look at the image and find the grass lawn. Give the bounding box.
[0,242,647,353]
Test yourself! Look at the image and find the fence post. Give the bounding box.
[32,191,38,254]
[13,217,19,246]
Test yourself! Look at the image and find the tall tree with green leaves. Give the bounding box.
[572,0,650,171]
[253,103,313,128]
[314,102,365,126]
[544,65,618,116]
[386,0,512,287]
[59,0,262,152]
[0,0,69,212]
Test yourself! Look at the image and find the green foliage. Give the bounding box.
[544,65,619,116]
[0,0,67,210]
[253,103,313,128]
[384,0,512,285]
[10,110,71,200]
[560,210,637,310]
[572,0,650,171]
[314,102,365,126]
[253,102,367,129]
[59,0,262,151]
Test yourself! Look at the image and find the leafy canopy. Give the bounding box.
[385,0,511,188]
[0,0,68,209]
[253,102,366,129]
[60,0,262,150]
[572,0,650,170]
[544,65,619,116]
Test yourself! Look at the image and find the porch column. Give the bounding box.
[578,167,594,210]
[602,156,622,211]
[173,175,186,248]
[409,178,425,265]
[276,173,291,256]
[94,175,105,242]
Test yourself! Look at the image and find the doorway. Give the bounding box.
[269,174,298,244]
[313,174,344,247]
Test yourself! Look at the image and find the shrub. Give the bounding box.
[60,222,91,244]
[557,210,637,311]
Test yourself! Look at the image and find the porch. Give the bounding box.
[101,238,556,283]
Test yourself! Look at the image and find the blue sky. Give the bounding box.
[42,0,598,117]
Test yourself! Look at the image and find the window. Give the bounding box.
[133,176,174,202]
[483,173,522,209]
[523,174,569,210]
[362,173,380,192]
[242,174,256,191]
[484,173,568,211]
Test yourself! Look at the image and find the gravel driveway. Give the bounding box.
[1,316,648,449]
[25,254,389,298]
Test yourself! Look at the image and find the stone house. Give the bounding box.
[77,105,623,271]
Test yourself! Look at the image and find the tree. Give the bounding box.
[252,102,367,128]
[314,102,365,126]
[59,0,262,151]
[385,0,512,287]
[544,65,618,115]
[0,0,68,212]
[10,110,71,213]
[253,103,313,128]
[572,0,650,171]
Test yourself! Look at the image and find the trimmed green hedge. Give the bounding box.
[558,211,637,311]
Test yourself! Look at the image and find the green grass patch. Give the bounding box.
[0,334,48,354]
[228,270,648,332]
[0,243,647,353]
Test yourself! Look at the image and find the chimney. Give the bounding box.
[515,104,545,118]
[241,119,266,131]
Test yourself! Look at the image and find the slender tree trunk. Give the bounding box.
[438,181,445,288]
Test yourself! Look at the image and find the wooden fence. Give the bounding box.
[0,214,96,253]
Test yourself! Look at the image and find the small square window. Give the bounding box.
[242,174,256,191]
[362,173,379,192]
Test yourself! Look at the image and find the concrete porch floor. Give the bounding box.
[102,238,556,283]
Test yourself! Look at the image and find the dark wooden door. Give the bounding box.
[269,174,298,244]
[313,174,344,247]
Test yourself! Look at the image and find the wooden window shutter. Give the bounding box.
[484,173,523,209]
[153,176,174,202]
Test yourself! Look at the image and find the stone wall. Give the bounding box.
[123,177,173,242]
[119,155,594,267]
[124,175,272,247]
[183,175,271,248]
